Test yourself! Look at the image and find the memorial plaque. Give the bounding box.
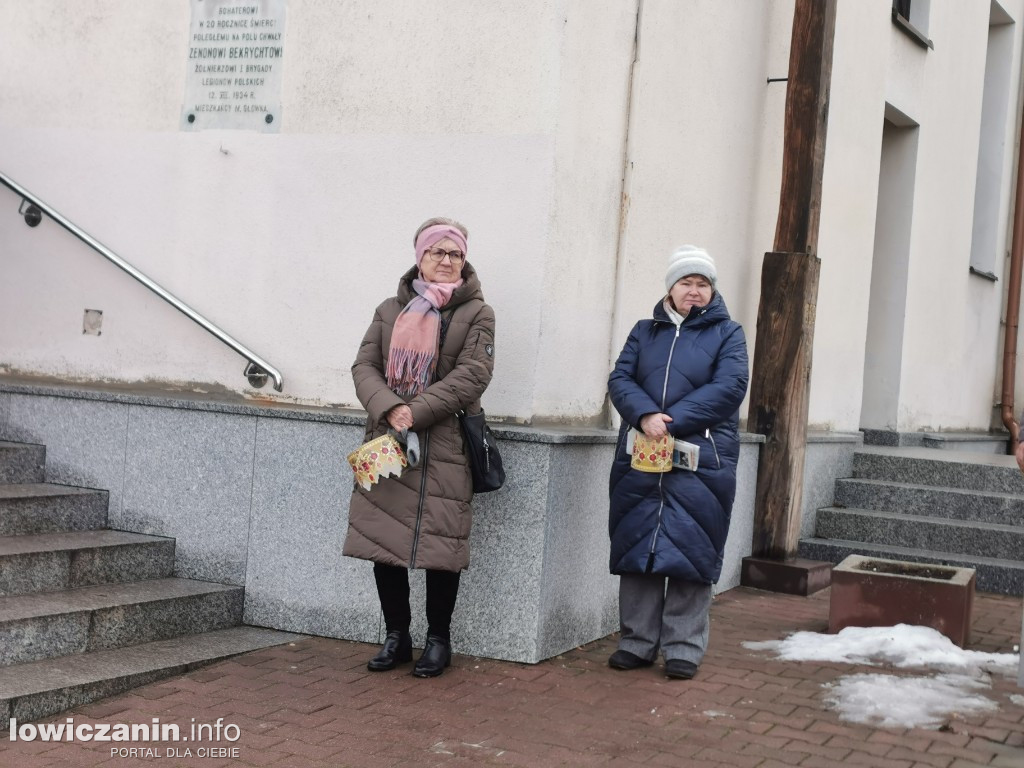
[181,0,286,132]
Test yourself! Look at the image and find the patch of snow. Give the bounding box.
[743,624,1017,675]
[744,624,1021,730]
[823,673,998,730]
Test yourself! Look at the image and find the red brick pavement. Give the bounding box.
[1,588,1021,768]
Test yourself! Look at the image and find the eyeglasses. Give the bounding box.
[425,247,465,265]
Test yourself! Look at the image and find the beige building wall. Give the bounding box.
[0,0,636,424]
[2,0,1024,436]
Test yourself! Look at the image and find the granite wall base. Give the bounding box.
[0,383,771,663]
[800,432,862,540]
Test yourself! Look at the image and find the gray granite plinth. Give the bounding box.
[799,433,860,539]
[243,419,619,662]
[121,408,256,586]
[0,395,129,518]
[0,383,766,664]
[443,438,555,660]
[0,392,9,430]
[1019,598,1023,688]
[244,418,380,644]
[718,441,760,592]
[861,429,902,447]
[531,443,619,659]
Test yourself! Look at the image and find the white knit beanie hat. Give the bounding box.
[665,245,716,292]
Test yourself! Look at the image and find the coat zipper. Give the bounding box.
[409,430,430,568]
[647,323,681,561]
[706,428,721,469]
[409,315,450,569]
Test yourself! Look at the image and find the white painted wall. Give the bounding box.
[861,119,919,430]
[3,0,1024,434]
[809,0,890,430]
[890,0,1024,431]
[609,0,787,388]
[0,0,634,424]
[970,17,1016,277]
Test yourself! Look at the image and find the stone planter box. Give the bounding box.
[829,554,976,647]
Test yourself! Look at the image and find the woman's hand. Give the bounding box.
[386,404,414,432]
[640,412,673,438]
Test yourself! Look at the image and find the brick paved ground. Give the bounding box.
[2,587,1021,768]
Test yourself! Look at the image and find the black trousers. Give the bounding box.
[373,562,461,641]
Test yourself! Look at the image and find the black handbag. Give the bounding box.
[438,311,505,493]
[458,409,505,493]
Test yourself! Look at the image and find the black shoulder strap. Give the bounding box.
[439,310,454,348]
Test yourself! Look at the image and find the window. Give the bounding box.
[969,2,1016,279]
[892,0,933,49]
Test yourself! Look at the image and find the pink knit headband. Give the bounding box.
[415,224,468,268]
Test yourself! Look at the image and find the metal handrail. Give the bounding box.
[0,171,283,391]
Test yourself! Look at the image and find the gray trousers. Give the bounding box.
[617,573,712,664]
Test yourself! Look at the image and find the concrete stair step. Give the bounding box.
[853,446,1024,494]
[833,478,1024,526]
[920,432,1009,454]
[816,507,1024,561]
[0,443,45,484]
[0,625,303,730]
[797,536,1024,595]
[0,485,108,536]
[0,531,175,597]
[0,578,244,666]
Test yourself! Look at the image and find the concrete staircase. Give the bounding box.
[0,440,299,729]
[799,445,1024,596]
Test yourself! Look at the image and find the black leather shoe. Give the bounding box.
[664,659,699,679]
[367,630,412,671]
[412,635,451,678]
[608,649,653,670]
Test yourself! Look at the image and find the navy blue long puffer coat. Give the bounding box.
[608,292,749,584]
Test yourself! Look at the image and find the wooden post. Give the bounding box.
[748,252,820,560]
[747,0,836,561]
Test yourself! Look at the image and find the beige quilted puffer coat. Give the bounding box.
[342,263,496,571]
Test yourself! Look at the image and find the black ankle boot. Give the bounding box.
[412,635,451,678]
[367,630,412,671]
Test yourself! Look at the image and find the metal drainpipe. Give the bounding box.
[1000,87,1024,452]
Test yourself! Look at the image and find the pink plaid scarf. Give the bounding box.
[385,225,467,396]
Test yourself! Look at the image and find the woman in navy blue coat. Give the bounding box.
[607,245,748,679]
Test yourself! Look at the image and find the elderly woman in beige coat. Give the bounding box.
[343,216,496,678]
